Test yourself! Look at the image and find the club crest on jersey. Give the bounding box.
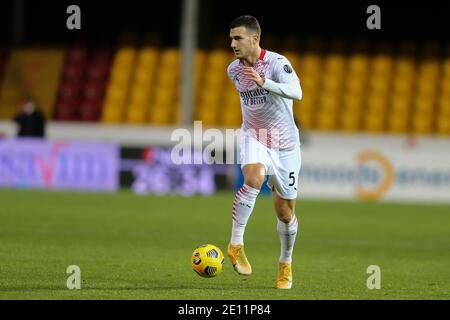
[283,64,293,74]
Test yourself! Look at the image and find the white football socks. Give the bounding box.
[230,184,260,246]
[277,215,298,264]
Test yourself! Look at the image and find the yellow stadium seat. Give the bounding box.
[299,53,321,76]
[110,66,133,86]
[395,58,415,77]
[134,67,156,87]
[440,77,450,96]
[203,72,225,91]
[388,112,409,133]
[412,113,433,134]
[391,95,411,113]
[414,97,435,115]
[436,114,450,135]
[368,76,390,95]
[157,68,178,86]
[300,74,320,94]
[129,87,149,106]
[149,104,171,124]
[102,106,123,123]
[345,76,367,96]
[417,78,438,98]
[367,95,388,114]
[222,106,241,127]
[137,47,158,68]
[318,93,339,113]
[284,52,300,67]
[126,107,146,124]
[323,54,346,75]
[392,76,414,95]
[322,75,342,94]
[364,113,385,132]
[153,88,174,106]
[114,47,136,67]
[297,95,315,113]
[316,111,337,130]
[371,55,392,76]
[160,49,180,68]
[348,54,369,76]
[443,58,450,78]
[104,85,127,106]
[438,95,450,114]
[197,106,218,126]
[208,49,229,70]
[340,112,361,132]
[342,96,363,113]
[418,60,439,80]
[296,109,315,130]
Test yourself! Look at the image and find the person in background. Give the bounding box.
[13,96,46,138]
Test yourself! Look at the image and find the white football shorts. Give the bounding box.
[239,134,301,200]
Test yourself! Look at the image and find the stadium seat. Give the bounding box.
[414,96,435,115]
[126,106,147,124]
[66,46,87,65]
[371,55,392,76]
[346,76,367,96]
[322,75,342,94]
[388,112,409,133]
[367,95,388,114]
[436,114,450,135]
[364,113,385,132]
[340,112,361,132]
[368,76,390,95]
[440,77,450,96]
[79,100,101,122]
[296,109,315,130]
[318,93,339,113]
[438,95,450,114]
[102,106,123,123]
[348,54,369,76]
[54,101,78,121]
[316,111,337,131]
[391,95,411,114]
[412,113,433,134]
[323,54,346,78]
[392,75,414,95]
[342,95,363,113]
[63,64,84,82]
[58,83,81,102]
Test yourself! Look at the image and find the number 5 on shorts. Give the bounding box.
[289,171,295,186]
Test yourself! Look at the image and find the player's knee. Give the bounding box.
[277,205,294,223]
[244,176,264,190]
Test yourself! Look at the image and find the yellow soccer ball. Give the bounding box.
[191,244,224,278]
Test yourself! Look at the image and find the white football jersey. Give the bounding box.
[227,49,302,151]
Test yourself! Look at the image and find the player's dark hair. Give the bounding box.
[229,15,261,36]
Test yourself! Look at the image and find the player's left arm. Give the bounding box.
[242,58,302,100]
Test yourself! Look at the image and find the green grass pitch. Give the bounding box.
[0,189,449,299]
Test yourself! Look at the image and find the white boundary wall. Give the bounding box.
[1,121,450,203]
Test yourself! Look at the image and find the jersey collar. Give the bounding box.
[239,48,266,65]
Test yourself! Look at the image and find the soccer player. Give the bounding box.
[226,15,302,289]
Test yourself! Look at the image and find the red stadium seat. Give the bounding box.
[67,46,87,65]
[54,101,79,121]
[63,64,84,82]
[79,100,102,122]
[58,82,82,102]
[83,82,106,102]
